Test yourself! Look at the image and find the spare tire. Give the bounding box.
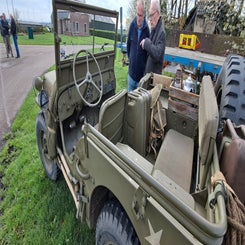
[215,54,245,126]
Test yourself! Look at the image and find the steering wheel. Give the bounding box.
[73,49,103,107]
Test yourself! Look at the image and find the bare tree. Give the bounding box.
[184,0,188,17]
[238,0,244,15]
[13,9,20,21]
[128,0,245,36]
[128,0,138,21]
[128,0,153,21]
[178,0,182,18]
[169,0,191,19]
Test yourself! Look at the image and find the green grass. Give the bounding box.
[0,90,95,244]
[0,41,128,244]
[1,32,115,46]
[115,53,128,91]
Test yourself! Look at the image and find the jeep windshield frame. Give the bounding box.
[52,0,119,90]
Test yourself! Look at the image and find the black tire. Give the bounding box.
[96,201,140,245]
[215,54,245,126]
[214,54,239,97]
[36,113,59,181]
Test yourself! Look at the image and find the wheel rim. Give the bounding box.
[105,242,116,245]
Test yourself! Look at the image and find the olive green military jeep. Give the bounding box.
[34,0,245,244]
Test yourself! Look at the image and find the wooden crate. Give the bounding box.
[168,81,199,121]
[153,73,173,90]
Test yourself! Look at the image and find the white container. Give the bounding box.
[184,75,195,92]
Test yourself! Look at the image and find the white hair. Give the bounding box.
[137,0,145,9]
[151,0,161,13]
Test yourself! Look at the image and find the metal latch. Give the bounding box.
[76,186,89,223]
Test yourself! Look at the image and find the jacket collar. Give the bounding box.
[134,16,148,30]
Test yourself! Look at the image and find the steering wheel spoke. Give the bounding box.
[91,80,101,93]
[77,77,88,88]
[73,49,103,107]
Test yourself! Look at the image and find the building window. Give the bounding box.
[73,21,79,34]
[84,23,87,33]
[64,20,69,32]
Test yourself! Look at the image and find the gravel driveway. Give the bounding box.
[0,44,55,150]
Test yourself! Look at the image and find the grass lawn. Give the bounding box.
[0,32,115,46]
[0,34,128,244]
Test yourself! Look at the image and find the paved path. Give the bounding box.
[0,44,55,150]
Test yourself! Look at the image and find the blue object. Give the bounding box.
[164,53,222,75]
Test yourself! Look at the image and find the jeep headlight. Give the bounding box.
[33,76,43,91]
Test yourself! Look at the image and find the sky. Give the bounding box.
[1,0,130,24]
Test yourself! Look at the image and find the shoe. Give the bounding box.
[7,55,9,58]
[16,56,20,58]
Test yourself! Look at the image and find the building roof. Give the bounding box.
[18,20,43,26]
[57,10,70,20]
[89,14,114,24]
[57,10,114,25]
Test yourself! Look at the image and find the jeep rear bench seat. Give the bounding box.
[153,130,194,192]
[117,142,195,209]
[152,76,219,193]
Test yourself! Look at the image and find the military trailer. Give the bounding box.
[34,0,245,244]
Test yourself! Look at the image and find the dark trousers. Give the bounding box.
[12,34,20,57]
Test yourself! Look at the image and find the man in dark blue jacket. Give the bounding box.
[10,14,20,58]
[127,0,149,91]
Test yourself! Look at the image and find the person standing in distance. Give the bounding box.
[127,0,150,91]
[140,0,165,74]
[10,14,20,58]
[1,13,14,58]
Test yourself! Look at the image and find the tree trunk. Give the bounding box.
[238,0,244,15]
[178,0,182,18]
